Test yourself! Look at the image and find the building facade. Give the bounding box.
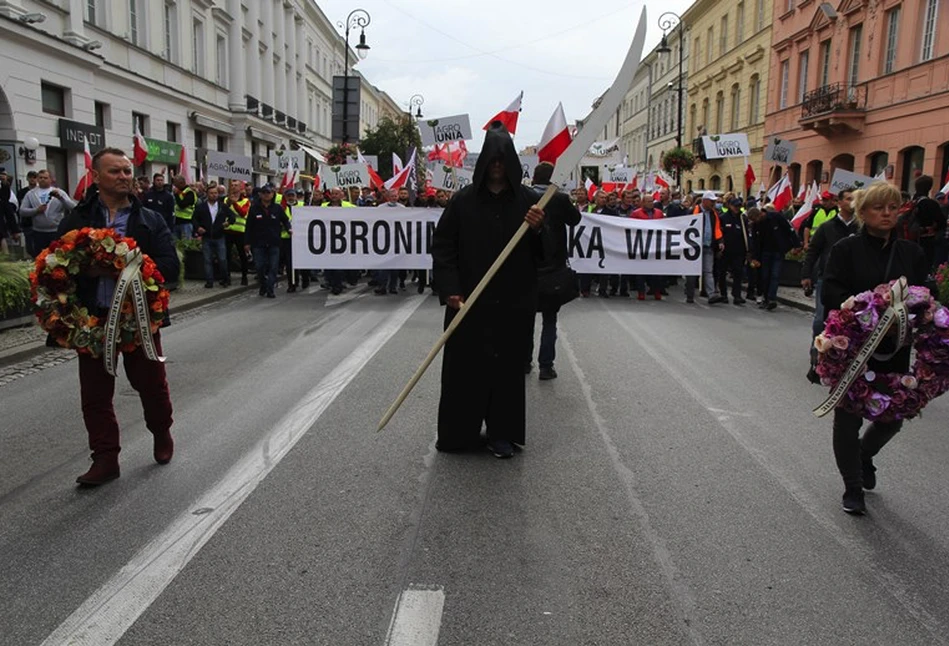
[684,0,772,194]
[645,22,690,179]
[0,0,399,192]
[621,61,652,174]
[764,0,949,194]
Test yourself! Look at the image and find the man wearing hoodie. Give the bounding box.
[19,169,76,256]
[431,122,547,459]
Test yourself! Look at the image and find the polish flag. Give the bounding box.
[796,181,808,201]
[133,125,148,167]
[537,103,571,165]
[744,161,756,195]
[628,170,638,189]
[654,172,670,190]
[385,149,416,191]
[768,174,793,212]
[392,153,404,176]
[941,176,949,196]
[792,182,819,230]
[178,145,192,184]
[72,136,94,201]
[280,168,297,191]
[358,149,384,190]
[482,91,523,135]
[584,177,597,201]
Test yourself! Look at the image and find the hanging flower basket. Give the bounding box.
[661,147,696,175]
[325,143,356,166]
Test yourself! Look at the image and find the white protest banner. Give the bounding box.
[268,150,305,173]
[601,165,634,184]
[763,137,797,165]
[701,133,751,159]
[206,151,253,181]
[829,168,878,193]
[432,165,474,192]
[568,212,704,276]
[418,114,472,147]
[321,163,371,190]
[518,155,539,183]
[292,207,440,270]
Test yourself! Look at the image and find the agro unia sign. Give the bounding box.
[418,114,472,147]
[206,151,253,181]
[701,133,751,159]
[763,136,798,165]
[321,162,370,190]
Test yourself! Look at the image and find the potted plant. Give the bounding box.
[175,238,204,281]
[780,247,805,286]
[661,147,696,176]
[935,262,949,306]
[325,143,356,166]
[0,260,33,324]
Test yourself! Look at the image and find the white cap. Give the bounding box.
[701,191,717,201]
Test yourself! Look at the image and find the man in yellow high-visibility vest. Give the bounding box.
[172,175,197,240]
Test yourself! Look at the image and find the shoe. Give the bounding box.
[757,300,768,309]
[524,362,533,374]
[708,295,725,304]
[153,430,174,465]
[686,297,695,303]
[842,488,866,515]
[240,277,248,286]
[766,301,777,311]
[287,285,297,293]
[259,288,266,296]
[806,367,821,385]
[204,282,214,288]
[417,285,425,294]
[733,297,746,305]
[538,366,558,380]
[76,455,120,486]
[388,288,398,294]
[862,458,877,490]
[599,290,610,298]
[374,288,387,295]
[700,289,708,298]
[487,438,515,459]
[654,291,662,301]
[331,287,342,295]
[399,280,406,290]
[637,291,646,301]
[266,292,275,298]
[435,437,486,453]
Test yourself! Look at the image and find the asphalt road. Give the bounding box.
[1,285,948,646]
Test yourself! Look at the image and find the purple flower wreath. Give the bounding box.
[815,282,949,423]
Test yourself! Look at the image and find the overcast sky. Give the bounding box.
[319,0,695,152]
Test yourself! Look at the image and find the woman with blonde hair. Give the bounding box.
[820,182,929,514]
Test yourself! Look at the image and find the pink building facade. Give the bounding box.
[765,0,949,194]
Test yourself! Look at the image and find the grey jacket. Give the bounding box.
[19,187,77,232]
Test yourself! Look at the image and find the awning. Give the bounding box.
[190,113,234,135]
[299,144,325,164]
[247,127,280,147]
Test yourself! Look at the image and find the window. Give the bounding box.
[701,99,710,131]
[750,75,761,123]
[94,101,110,129]
[86,0,100,26]
[132,112,148,136]
[694,36,701,67]
[819,40,831,87]
[194,129,205,149]
[736,3,745,44]
[720,15,729,55]
[193,19,205,76]
[756,0,765,31]
[166,122,179,143]
[129,0,142,45]
[216,135,227,153]
[730,85,741,130]
[164,1,178,63]
[706,27,713,63]
[883,8,900,73]
[921,0,938,62]
[779,60,790,109]
[798,50,809,102]
[786,0,794,12]
[848,25,862,86]
[869,152,889,177]
[216,34,227,86]
[41,82,66,116]
[715,92,724,133]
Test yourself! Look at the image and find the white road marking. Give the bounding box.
[40,296,426,646]
[384,585,445,646]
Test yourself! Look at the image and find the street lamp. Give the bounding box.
[657,12,685,187]
[409,94,424,120]
[337,9,371,143]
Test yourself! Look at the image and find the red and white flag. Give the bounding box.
[792,181,819,229]
[655,171,671,190]
[767,174,793,212]
[72,136,94,201]
[385,149,416,191]
[628,170,638,189]
[358,149,384,190]
[178,145,192,184]
[744,160,756,195]
[584,177,597,202]
[483,91,523,135]
[133,125,148,167]
[796,181,808,200]
[537,103,571,165]
[392,153,404,176]
[426,141,467,168]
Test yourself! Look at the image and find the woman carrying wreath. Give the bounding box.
[821,182,929,514]
[54,147,180,486]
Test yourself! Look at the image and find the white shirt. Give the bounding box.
[208,201,219,220]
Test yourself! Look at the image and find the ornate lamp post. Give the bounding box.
[337,9,370,143]
[409,94,424,120]
[657,12,684,186]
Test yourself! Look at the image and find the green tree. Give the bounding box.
[359,115,423,180]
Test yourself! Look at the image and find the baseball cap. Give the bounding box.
[259,183,275,192]
[284,188,297,196]
[728,197,743,206]
[821,191,834,199]
[702,191,717,201]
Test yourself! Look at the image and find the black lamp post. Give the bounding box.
[657,12,684,186]
[337,9,370,144]
[409,94,424,120]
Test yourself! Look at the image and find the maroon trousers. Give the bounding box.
[77,332,173,457]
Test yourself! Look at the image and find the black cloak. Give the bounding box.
[430,122,546,448]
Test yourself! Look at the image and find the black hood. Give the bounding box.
[472,121,522,192]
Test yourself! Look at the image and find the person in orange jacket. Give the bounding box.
[685,191,724,304]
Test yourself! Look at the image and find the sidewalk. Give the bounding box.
[0,278,253,367]
[776,285,816,313]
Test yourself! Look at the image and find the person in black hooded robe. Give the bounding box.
[431,122,548,458]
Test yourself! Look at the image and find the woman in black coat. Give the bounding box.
[821,182,929,515]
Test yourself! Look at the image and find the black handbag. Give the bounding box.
[537,264,579,307]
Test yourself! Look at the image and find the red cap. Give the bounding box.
[820,191,834,199]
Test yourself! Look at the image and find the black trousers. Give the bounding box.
[717,254,746,299]
[832,409,901,490]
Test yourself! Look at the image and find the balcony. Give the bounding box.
[245,95,259,116]
[800,83,867,136]
[274,110,286,125]
[297,122,307,134]
[287,117,297,130]
[261,103,274,120]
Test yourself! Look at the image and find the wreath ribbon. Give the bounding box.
[814,277,910,418]
[103,248,166,377]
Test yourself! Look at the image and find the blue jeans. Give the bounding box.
[760,251,783,302]
[175,221,193,240]
[202,237,227,284]
[253,245,280,295]
[529,307,559,368]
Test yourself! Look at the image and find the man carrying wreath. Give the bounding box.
[54,147,180,486]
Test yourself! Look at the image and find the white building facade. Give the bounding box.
[0,0,401,191]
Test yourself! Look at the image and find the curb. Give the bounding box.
[776,296,815,314]
[0,283,255,369]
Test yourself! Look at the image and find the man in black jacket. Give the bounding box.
[142,173,176,231]
[56,148,179,486]
[527,161,580,380]
[431,122,546,458]
[905,174,947,271]
[717,198,751,304]
[244,184,291,298]
[193,182,230,287]
[802,187,856,382]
